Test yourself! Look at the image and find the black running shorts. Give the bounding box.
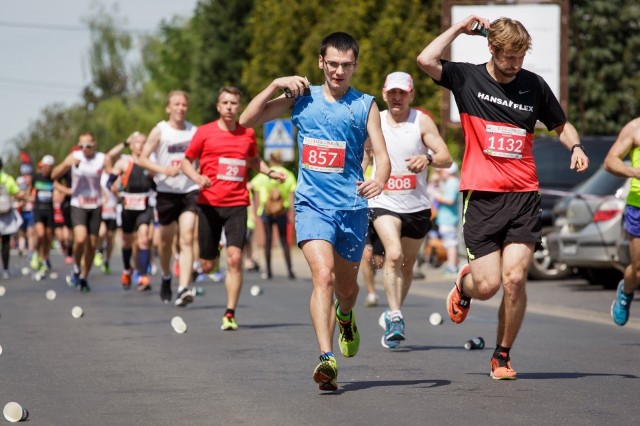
[462,190,542,260]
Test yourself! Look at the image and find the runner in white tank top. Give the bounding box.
[52,132,107,293]
[138,90,199,306]
[368,72,453,349]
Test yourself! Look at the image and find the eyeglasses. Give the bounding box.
[79,144,95,149]
[323,59,357,71]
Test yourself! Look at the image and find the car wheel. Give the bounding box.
[581,267,623,289]
[528,227,573,280]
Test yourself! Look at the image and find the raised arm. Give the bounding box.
[51,152,77,181]
[239,76,308,128]
[417,15,490,81]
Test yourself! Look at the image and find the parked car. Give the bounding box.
[546,165,629,288]
[529,135,616,280]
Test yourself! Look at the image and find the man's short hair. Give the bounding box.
[218,86,242,101]
[488,18,532,53]
[166,90,190,107]
[320,32,359,59]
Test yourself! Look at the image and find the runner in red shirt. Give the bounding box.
[182,86,284,331]
[418,16,589,380]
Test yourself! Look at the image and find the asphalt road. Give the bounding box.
[1,248,639,425]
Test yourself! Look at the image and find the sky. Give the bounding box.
[0,0,199,155]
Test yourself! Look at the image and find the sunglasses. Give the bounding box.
[79,144,95,149]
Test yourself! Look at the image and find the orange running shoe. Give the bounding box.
[446,264,471,323]
[121,270,132,290]
[137,275,152,292]
[490,352,517,380]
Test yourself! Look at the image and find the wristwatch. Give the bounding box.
[570,143,585,154]
[425,154,433,165]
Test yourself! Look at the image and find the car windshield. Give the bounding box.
[572,167,627,196]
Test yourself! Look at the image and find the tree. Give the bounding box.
[82,3,132,108]
[569,0,640,134]
[191,0,255,122]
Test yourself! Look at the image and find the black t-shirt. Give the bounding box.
[33,173,54,211]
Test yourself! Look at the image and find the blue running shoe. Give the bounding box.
[66,272,80,288]
[381,316,405,349]
[611,280,633,326]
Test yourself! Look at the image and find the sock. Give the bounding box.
[494,345,511,357]
[73,263,80,274]
[162,274,171,281]
[122,248,132,270]
[137,249,150,275]
[389,310,402,320]
[225,308,235,318]
[336,307,351,322]
[322,351,334,359]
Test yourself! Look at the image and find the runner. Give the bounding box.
[0,158,25,278]
[52,132,107,293]
[182,86,284,330]
[107,131,156,291]
[240,32,391,391]
[417,16,588,379]
[138,90,199,305]
[93,171,118,275]
[31,155,57,279]
[369,71,452,348]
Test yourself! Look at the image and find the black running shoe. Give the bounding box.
[160,277,172,303]
[79,278,90,293]
[175,287,194,307]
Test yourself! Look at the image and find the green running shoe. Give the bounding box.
[221,315,238,331]
[30,253,40,271]
[313,353,338,391]
[336,302,360,358]
[93,252,104,267]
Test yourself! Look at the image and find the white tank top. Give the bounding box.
[153,120,198,194]
[71,151,106,209]
[368,109,431,213]
[100,172,118,219]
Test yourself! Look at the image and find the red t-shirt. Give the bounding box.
[184,120,257,206]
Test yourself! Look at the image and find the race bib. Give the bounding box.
[301,137,346,173]
[37,190,53,203]
[482,125,526,160]
[123,194,147,211]
[78,196,98,209]
[217,157,247,182]
[170,159,182,168]
[384,172,417,195]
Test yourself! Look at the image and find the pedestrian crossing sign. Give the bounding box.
[264,119,295,162]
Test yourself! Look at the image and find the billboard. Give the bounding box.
[443,1,568,125]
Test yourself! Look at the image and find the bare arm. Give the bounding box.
[358,103,390,199]
[181,157,210,189]
[239,76,308,128]
[417,15,490,81]
[138,127,178,177]
[51,152,77,181]
[605,118,640,178]
[247,155,286,182]
[555,122,588,172]
[406,113,452,173]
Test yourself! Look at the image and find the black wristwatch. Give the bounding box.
[123,140,129,147]
[425,154,433,165]
[267,169,275,178]
[570,143,585,154]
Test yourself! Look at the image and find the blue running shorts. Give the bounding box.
[295,203,368,262]
[624,205,640,238]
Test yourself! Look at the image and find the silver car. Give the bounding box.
[546,166,629,289]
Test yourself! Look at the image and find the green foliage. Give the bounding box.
[191,0,254,122]
[569,0,640,134]
[82,3,132,107]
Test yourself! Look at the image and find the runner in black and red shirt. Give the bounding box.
[418,16,590,380]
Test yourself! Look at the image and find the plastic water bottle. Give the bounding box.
[464,337,485,350]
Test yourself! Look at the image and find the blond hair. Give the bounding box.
[166,90,189,107]
[488,18,532,53]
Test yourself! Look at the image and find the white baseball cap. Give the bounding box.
[383,72,414,92]
[41,155,55,166]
